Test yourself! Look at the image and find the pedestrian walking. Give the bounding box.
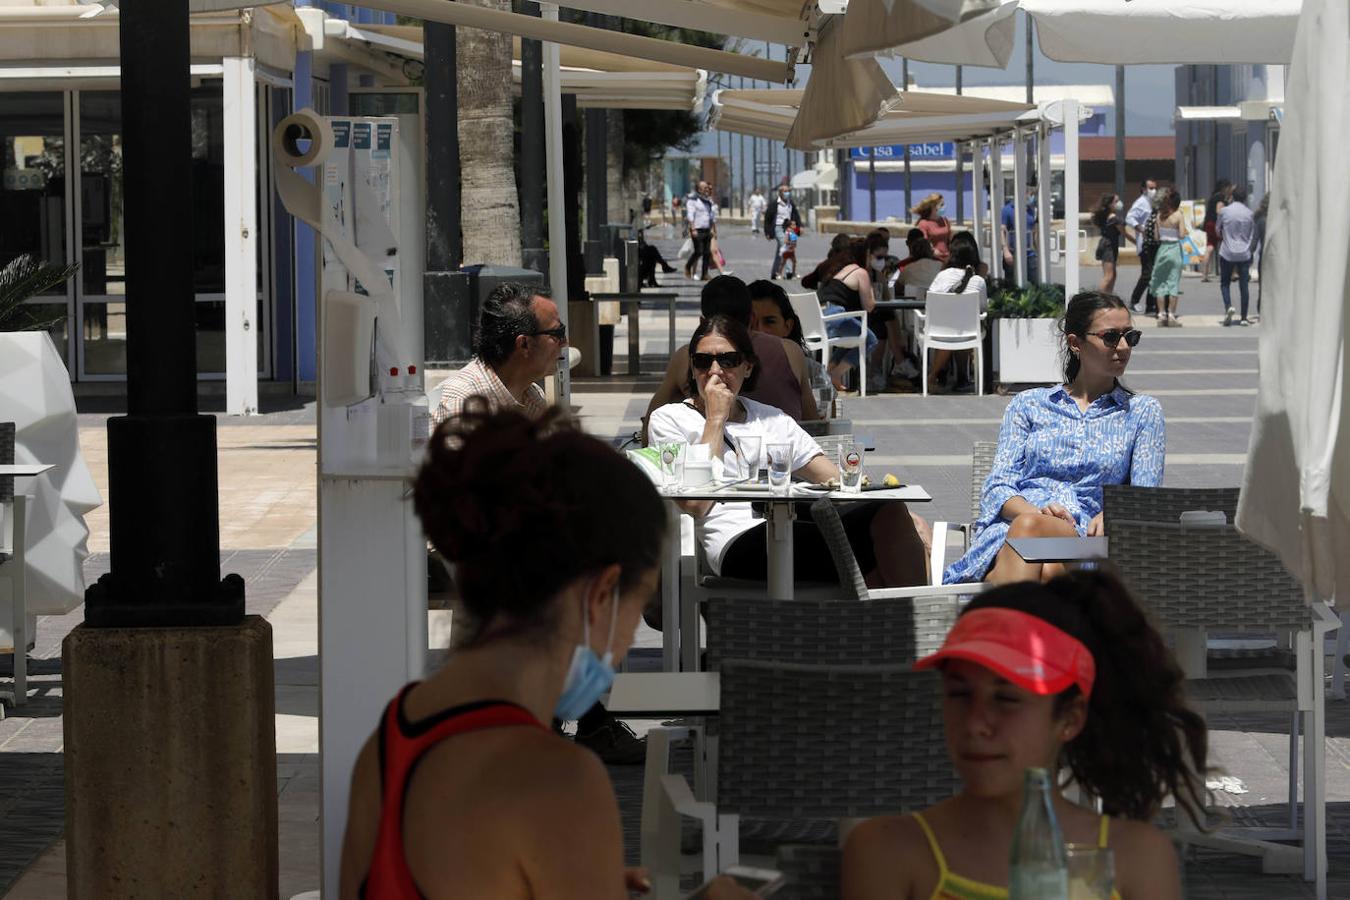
[1124,179,1159,314]
[1148,189,1192,326]
[1000,196,1040,286]
[912,193,953,263]
[766,183,801,279]
[1216,185,1257,325]
[747,186,766,235]
[1200,179,1233,282]
[684,181,716,281]
[1092,193,1124,294]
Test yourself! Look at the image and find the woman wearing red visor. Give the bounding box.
[843,571,1207,900]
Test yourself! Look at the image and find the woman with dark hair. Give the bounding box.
[1147,189,1192,326]
[648,315,930,587]
[912,192,953,263]
[748,278,805,345]
[816,237,880,392]
[341,407,756,900]
[1200,178,1233,282]
[844,570,1205,900]
[923,231,988,393]
[801,232,855,291]
[942,291,1164,584]
[1092,192,1124,293]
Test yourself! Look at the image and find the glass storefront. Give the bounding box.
[3,82,274,381]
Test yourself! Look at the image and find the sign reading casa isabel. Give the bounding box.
[850,143,955,161]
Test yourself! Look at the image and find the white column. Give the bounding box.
[1036,124,1052,286]
[1063,99,1081,299]
[542,3,570,406]
[1012,130,1028,287]
[989,138,1005,282]
[971,143,985,262]
[223,57,259,415]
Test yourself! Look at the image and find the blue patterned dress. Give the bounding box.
[943,385,1166,584]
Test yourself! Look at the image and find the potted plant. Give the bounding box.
[986,282,1064,385]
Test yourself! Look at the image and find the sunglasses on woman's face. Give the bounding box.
[1087,328,1142,349]
[691,351,745,371]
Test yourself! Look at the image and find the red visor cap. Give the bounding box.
[914,607,1096,699]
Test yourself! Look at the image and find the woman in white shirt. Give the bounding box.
[647,315,929,586]
[924,232,987,393]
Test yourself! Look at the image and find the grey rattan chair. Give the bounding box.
[1102,485,1241,526]
[1109,519,1339,875]
[774,844,839,900]
[647,660,959,888]
[929,441,998,577]
[702,594,959,670]
[812,433,854,467]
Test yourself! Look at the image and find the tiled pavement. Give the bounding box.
[3,229,1344,897]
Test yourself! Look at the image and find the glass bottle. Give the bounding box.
[1009,767,1069,900]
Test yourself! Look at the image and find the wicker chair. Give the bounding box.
[929,441,998,578]
[1109,519,1339,880]
[1102,485,1241,526]
[774,844,840,900]
[645,661,958,892]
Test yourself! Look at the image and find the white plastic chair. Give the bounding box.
[916,290,986,396]
[788,291,868,398]
[0,422,27,712]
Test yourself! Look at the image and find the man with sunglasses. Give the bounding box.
[434,281,565,425]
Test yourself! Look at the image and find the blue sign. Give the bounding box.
[850,142,955,161]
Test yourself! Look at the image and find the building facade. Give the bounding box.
[1173,64,1284,205]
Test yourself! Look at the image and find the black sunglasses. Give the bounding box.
[1087,328,1142,349]
[528,323,567,341]
[691,351,745,371]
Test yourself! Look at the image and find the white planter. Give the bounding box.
[993,317,1063,385]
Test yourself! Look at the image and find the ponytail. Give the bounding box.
[964,571,1210,824]
[955,265,975,294]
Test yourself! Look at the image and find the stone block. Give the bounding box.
[63,616,278,899]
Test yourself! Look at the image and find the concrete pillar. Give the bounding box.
[64,618,277,898]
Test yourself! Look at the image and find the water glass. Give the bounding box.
[735,435,762,482]
[839,441,863,493]
[1065,845,1115,900]
[766,443,792,495]
[658,442,685,489]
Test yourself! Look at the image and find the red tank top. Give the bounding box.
[361,685,547,899]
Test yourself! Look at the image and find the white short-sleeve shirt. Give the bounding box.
[928,267,988,308]
[646,397,823,574]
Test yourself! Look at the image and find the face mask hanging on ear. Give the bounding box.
[554,584,621,721]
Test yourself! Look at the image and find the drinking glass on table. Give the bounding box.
[658,442,685,489]
[766,443,792,496]
[839,440,864,493]
[1065,845,1115,900]
[735,435,762,482]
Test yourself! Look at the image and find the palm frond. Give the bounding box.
[0,254,78,332]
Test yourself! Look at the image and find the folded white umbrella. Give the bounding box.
[845,0,1301,66]
[1236,0,1350,603]
[786,16,896,149]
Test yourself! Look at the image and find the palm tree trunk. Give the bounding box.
[456,0,521,266]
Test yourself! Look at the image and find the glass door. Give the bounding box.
[0,92,74,366]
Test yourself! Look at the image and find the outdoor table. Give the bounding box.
[657,480,932,672]
[606,671,719,718]
[589,291,679,375]
[0,464,54,477]
[1008,536,1108,563]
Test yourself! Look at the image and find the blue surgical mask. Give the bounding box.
[554,585,620,721]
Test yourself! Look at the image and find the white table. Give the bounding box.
[657,480,932,671]
[607,672,719,718]
[0,464,54,477]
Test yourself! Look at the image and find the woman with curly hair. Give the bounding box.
[843,570,1208,900]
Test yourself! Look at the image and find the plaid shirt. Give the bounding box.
[433,356,548,424]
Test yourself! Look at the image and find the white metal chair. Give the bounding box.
[916,290,985,396]
[0,422,27,713]
[788,291,868,398]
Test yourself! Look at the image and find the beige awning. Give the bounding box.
[784,15,896,149]
[715,86,1034,148]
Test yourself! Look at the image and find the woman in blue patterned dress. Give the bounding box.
[944,292,1166,584]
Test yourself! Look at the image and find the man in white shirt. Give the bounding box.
[683,180,717,280]
[1216,185,1257,325]
[766,183,800,279]
[747,186,767,234]
[1123,179,1158,314]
